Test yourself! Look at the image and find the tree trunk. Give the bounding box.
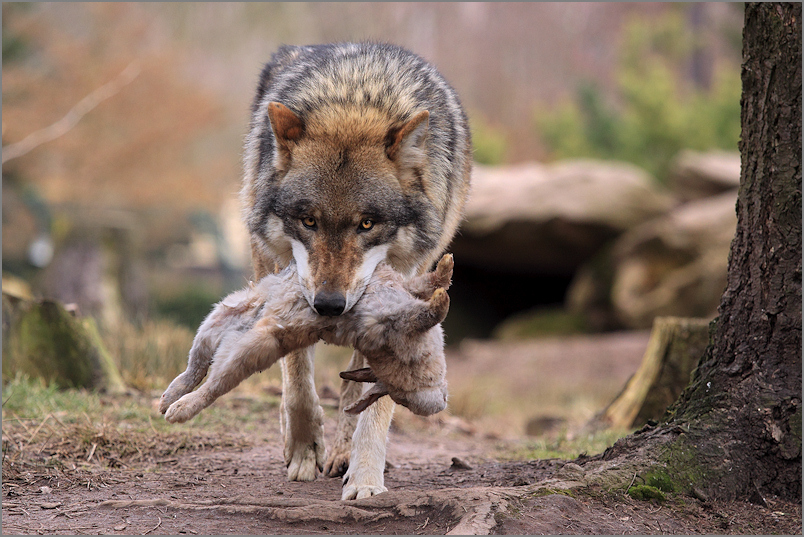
[598,3,801,503]
[596,317,711,430]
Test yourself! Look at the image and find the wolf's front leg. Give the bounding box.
[341,393,394,500]
[281,346,326,481]
[323,349,365,477]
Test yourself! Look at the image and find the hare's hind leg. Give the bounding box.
[395,287,451,333]
[404,254,453,299]
[165,322,294,423]
[159,319,223,414]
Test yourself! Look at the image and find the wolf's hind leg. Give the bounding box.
[323,350,365,477]
[404,254,453,299]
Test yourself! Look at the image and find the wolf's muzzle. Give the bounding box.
[313,290,346,316]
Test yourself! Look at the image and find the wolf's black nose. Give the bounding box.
[314,291,346,316]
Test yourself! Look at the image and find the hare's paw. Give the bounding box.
[164,393,203,423]
[159,374,195,414]
[432,253,454,290]
[428,287,451,322]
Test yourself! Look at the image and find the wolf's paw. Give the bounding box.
[323,438,351,477]
[283,409,326,482]
[285,439,325,481]
[341,466,387,500]
[164,394,200,423]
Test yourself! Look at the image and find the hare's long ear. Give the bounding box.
[344,383,389,415]
[339,367,378,383]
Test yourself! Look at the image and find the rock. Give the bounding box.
[569,190,737,330]
[2,292,126,392]
[525,415,566,437]
[668,150,741,202]
[452,160,675,274]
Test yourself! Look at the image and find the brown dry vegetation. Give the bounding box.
[2,3,235,213]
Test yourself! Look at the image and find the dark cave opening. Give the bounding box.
[440,263,575,345]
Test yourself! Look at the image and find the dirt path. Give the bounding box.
[3,332,801,534]
[4,406,801,535]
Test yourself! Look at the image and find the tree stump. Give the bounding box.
[2,291,126,392]
[597,316,711,429]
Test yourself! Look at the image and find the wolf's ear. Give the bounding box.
[267,102,305,169]
[385,110,429,166]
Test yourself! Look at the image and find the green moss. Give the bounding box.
[7,299,96,388]
[492,307,589,340]
[644,469,676,492]
[532,488,577,498]
[655,436,712,496]
[627,484,666,502]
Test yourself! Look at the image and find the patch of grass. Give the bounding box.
[502,427,633,461]
[1,375,275,480]
[2,373,101,420]
[101,318,195,391]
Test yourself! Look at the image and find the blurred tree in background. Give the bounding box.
[536,6,742,182]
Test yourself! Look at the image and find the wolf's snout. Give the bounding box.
[313,290,346,316]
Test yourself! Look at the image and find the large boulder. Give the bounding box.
[451,161,675,274]
[667,150,741,202]
[568,190,738,330]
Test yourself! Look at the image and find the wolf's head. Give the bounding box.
[255,102,438,315]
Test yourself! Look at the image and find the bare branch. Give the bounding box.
[2,61,141,164]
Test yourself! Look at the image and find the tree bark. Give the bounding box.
[598,3,801,503]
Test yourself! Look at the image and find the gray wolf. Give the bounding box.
[240,42,471,499]
[159,254,454,424]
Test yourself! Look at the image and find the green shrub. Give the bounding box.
[470,113,509,165]
[535,10,741,183]
[152,284,221,330]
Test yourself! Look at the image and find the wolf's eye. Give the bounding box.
[302,217,317,229]
[359,219,375,231]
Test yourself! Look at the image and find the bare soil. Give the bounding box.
[3,333,801,535]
